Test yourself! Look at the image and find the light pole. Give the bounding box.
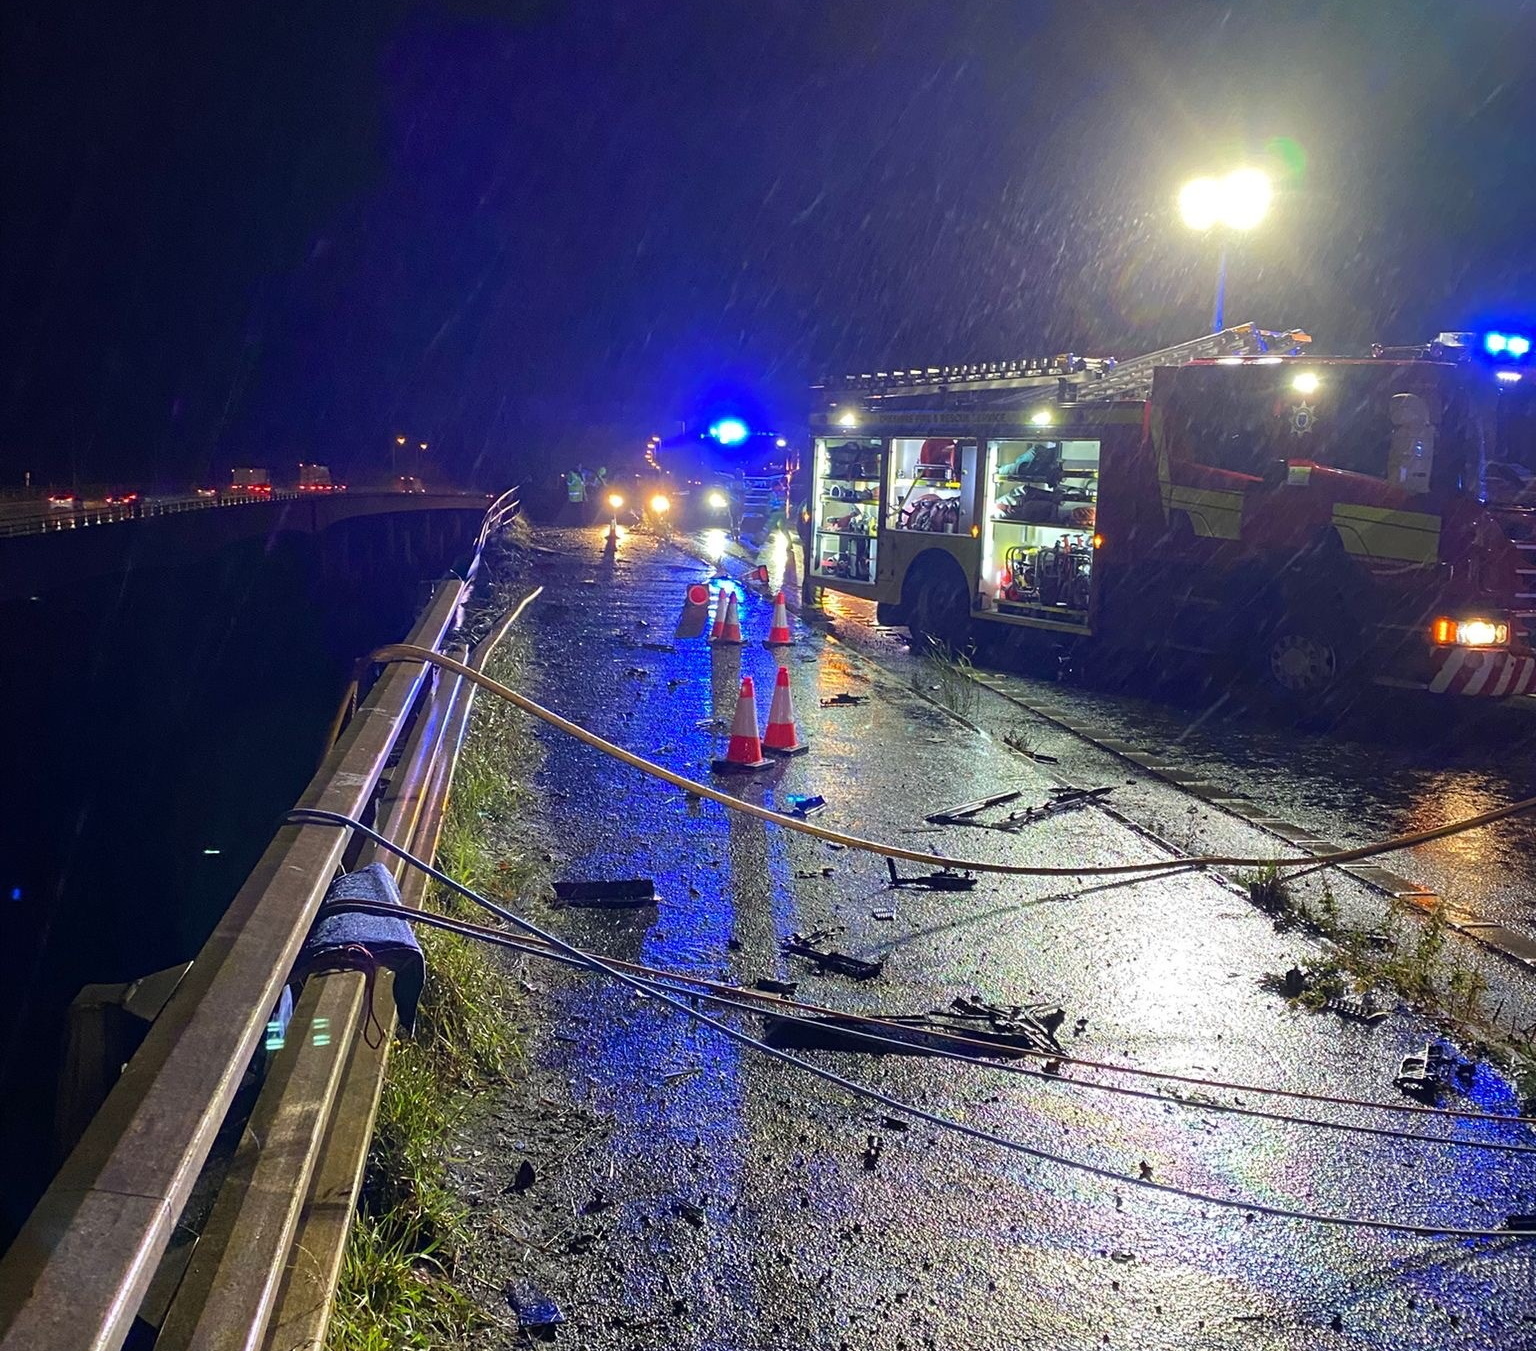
[1178,168,1272,333]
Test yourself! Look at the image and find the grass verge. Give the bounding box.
[328,581,548,1350]
[1258,870,1535,1107]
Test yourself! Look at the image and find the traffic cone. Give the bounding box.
[711,590,743,645]
[708,588,730,642]
[747,563,771,587]
[675,582,711,639]
[782,544,800,599]
[712,676,772,773]
[764,591,793,646]
[604,520,619,552]
[762,665,808,756]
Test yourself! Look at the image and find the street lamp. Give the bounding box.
[1178,167,1272,332]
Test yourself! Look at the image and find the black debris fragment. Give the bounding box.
[754,977,799,996]
[862,1134,883,1170]
[553,878,659,908]
[886,858,976,891]
[820,692,868,707]
[781,931,884,981]
[512,1159,536,1193]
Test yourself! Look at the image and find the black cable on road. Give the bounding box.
[285,807,1536,1240]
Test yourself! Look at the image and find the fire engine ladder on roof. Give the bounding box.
[992,323,1312,407]
[821,322,1311,407]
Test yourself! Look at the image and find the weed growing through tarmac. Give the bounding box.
[330,570,549,1351]
[915,638,981,720]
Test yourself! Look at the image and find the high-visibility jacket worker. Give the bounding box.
[566,470,587,503]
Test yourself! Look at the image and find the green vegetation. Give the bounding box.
[329,595,548,1351]
[1262,872,1536,1104]
[915,637,981,720]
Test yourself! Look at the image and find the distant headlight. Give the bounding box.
[706,490,729,510]
[649,494,670,515]
[1431,616,1510,648]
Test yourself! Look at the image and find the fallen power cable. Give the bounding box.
[369,643,1536,880]
[312,891,1536,1160]
[286,807,1536,1238]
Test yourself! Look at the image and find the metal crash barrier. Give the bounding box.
[0,488,520,1351]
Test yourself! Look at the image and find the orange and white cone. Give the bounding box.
[711,590,743,645]
[764,591,793,646]
[708,588,730,642]
[711,675,772,773]
[675,582,711,639]
[762,665,808,756]
[782,544,801,599]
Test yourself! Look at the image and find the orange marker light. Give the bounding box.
[1431,617,1456,645]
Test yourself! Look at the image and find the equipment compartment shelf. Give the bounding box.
[989,518,1089,531]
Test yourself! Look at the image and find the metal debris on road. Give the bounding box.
[761,994,1065,1057]
[673,1200,706,1228]
[783,793,827,818]
[782,930,885,981]
[553,878,660,908]
[1323,994,1390,1026]
[1393,1042,1475,1101]
[885,858,977,891]
[925,790,1023,824]
[988,785,1117,830]
[871,908,896,921]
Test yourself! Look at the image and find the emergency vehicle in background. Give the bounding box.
[806,323,1536,701]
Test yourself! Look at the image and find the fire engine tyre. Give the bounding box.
[1254,610,1363,712]
[904,553,972,655]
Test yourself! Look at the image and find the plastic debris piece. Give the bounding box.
[506,1280,564,1337]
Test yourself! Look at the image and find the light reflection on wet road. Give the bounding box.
[504,527,1536,1350]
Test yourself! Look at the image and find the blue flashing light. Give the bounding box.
[710,418,750,446]
[1484,331,1532,360]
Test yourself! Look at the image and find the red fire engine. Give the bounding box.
[805,324,1536,701]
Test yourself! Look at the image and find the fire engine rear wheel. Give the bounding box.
[905,555,972,655]
[1266,629,1338,696]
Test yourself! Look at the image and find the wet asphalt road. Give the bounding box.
[807,575,1536,944]
[479,526,1536,1350]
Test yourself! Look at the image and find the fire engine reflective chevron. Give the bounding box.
[1429,648,1536,696]
[1330,503,1440,565]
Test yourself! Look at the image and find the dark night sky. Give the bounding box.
[2,0,1533,488]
